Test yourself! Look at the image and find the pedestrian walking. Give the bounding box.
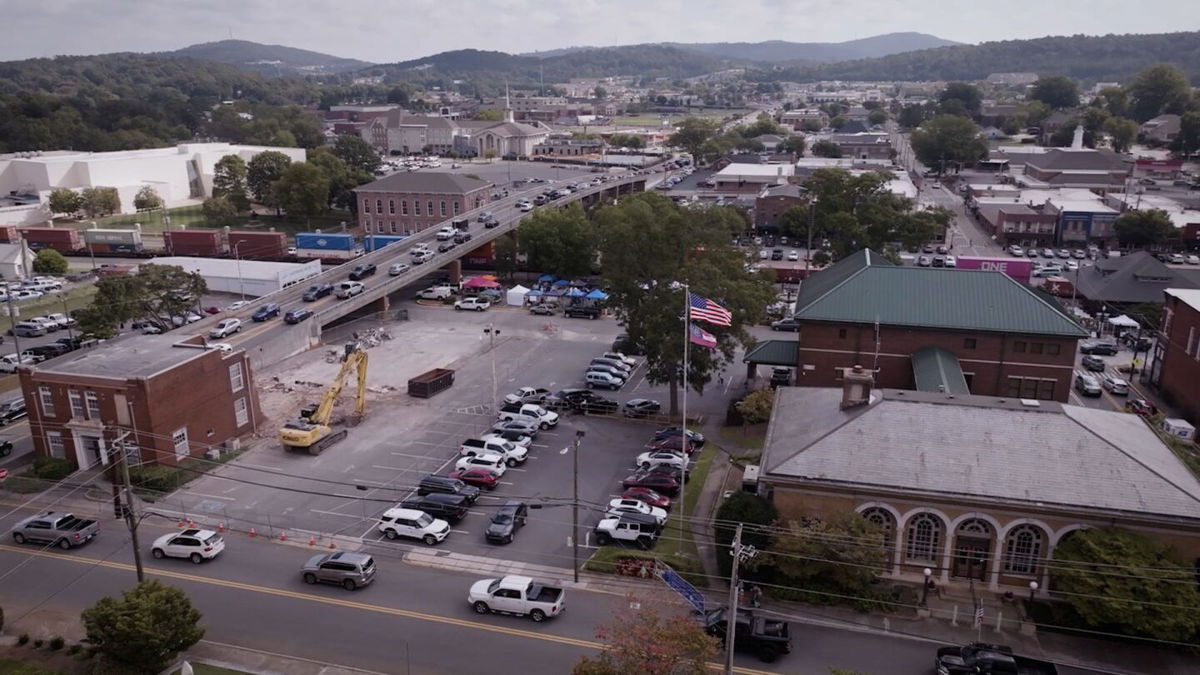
[749,584,762,608]
[718,372,726,386]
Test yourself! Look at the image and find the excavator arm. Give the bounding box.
[279,342,367,454]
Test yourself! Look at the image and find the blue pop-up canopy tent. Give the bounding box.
[538,274,557,282]
[552,279,571,287]
[586,289,609,300]
[566,287,586,297]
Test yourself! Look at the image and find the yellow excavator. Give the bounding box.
[279,342,368,455]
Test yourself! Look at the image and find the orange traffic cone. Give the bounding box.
[217,522,226,533]
[308,536,316,547]
[177,520,186,528]
[188,520,196,528]
[249,527,257,538]
[279,531,288,542]
[328,540,336,549]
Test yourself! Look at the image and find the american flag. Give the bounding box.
[688,293,732,326]
[689,323,717,348]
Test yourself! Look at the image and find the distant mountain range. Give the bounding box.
[168,40,372,75]
[524,32,961,64]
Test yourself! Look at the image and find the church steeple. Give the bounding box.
[504,80,514,123]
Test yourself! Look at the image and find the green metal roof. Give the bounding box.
[743,340,798,366]
[793,250,1087,338]
[911,346,970,395]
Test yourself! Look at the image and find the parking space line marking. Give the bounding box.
[390,451,444,460]
[310,509,368,520]
[371,465,422,472]
[451,529,471,535]
[408,440,449,447]
[181,491,237,501]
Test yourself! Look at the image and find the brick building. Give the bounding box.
[18,335,262,470]
[354,173,490,235]
[974,203,1058,249]
[754,184,806,229]
[1020,148,1128,192]
[758,384,1200,593]
[785,250,1087,402]
[1151,288,1200,424]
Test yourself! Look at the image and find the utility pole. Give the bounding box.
[113,430,144,582]
[724,523,758,675]
[4,285,22,359]
[572,429,584,583]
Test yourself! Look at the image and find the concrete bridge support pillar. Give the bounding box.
[369,295,390,312]
[446,259,462,283]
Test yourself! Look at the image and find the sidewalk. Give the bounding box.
[172,641,389,675]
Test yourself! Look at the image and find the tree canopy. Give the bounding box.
[572,593,719,675]
[272,161,330,224]
[938,82,983,117]
[1030,75,1081,110]
[332,134,381,174]
[32,249,69,275]
[910,115,989,171]
[77,264,208,337]
[212,154,251,211]
[516,203,595,278]
[1128,64,1193,122]
[133,185,163,211]
[81,580,205,674]
[1052,528,1200,643]
[667,117,720,158]
[748,511,887,606]
[810,139,842,158]
[1113,210,1175,248]
[247,150,293,210]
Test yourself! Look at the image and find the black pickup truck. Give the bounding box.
[702,607,791,663]
[936,642,1058,675]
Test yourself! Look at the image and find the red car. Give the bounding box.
[1125,398,1158,416]
[622,487,671,510]
[621,470,680,497]
[647,436,696,455]
[449,468,500,490]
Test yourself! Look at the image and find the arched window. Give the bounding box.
[905,513,943,563]
[862,507,896,568]
[1003,525,1045,575]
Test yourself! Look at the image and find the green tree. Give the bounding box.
[1022,101,1053,128]
[310,148,370,212]
[910,115,989,173]
[1052,528,1200,643]
[714,493,777,578]
[201,196,240,228]
[79,186,121,217]
[473,109,504,121]
[1031,75,1081,109]
[572,593,719,675]
[333,134,381,174]
[749,511,886,604]
[829,115,848,130]
[593,86,608,99]
[1174,111,1200,158]
[133,185,162,211]
[483,149,498,161]
[494,234,517,281]
[778,135,806,155]
[32,249,68,274]
[595,195,775,415]
[246,150,292,212]
[938,82,983,117]
[867,108,889,126]
[1113,209,1174,248]
[47,188,81,216]
[667,117,720,158]
[810,139,842,158]
[897,104,927,129]
[212,154,250,211]
[517,203,595,278]
[81,580,205,674]
[1104,117,1139,153]
[76,263,208,337]
[735,388,774,424]
[1128,64,1192,121]
[273,162,329,225]
[1095,86,1131,118]
[609,133,646,149]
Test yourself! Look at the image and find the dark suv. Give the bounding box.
[416,475,480,503]
[485,501,528,545]
[302,283,334,301]
[1081,355,1106,371]
[349,263,377,281]
[564,305,600,320]
[401,494,471,523]
[252,303,281,321]
[1079,340,1119,355]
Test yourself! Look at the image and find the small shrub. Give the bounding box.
[49,636,65,651]
[33,638,44,648]
[67,644,82,655]
[127,465,179,494]
[18,633,29,645]
[31,456,75,480]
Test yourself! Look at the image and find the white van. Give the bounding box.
[336,281,364,299]
[416,285,454,300]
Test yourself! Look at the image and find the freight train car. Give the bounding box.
[83,228,144,254]
[295,232,362,261]
[164,229,226,257]
[363,235,409,252]
[228,231,288,260]
[20,227,82,253]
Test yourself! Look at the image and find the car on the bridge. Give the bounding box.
[469,575,564,622]
[388,263,410,276]
[485,501,528,545]
[335,281,364,299]
[477,211,495,222]
[226,300,251,311]
[517,200,534,212]
[349,263,377,280]
[209,318,241,339]
[151,528,225,563]
[437,240,457,253]
[436,227,456,240]
[301,551,376,591]
[251,303,281,322]
[454,297,491,311]
[412,250,435,265]
[453,231,473,244]
[302,283,334,301]
[284,309,313,324]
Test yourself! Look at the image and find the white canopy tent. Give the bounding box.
[506,284,530,306]
[1107,314,1140,328]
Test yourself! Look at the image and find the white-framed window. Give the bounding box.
[68,390,85,418]
[1003,524,1045,575]
[85,391,100,419]
[172,428,189,460]
[905,513,943,563]
[427,200,433,215]
[401,200,408,215]
[229,362,244,392]
[46,431,65,459]
[452,201,460,215]
[38,386,55,416]
[363,199,371,214]
[388,200,395,215]
[234,397,249,427]
[440,200,447,216]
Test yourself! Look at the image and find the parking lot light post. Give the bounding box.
[570,429,585,583]
[233,241,246,301]
[58,293,74,341]
[921,567,933,606]
[1028,580,1038,604]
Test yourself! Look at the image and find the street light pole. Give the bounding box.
[921,567,933,606]
[233,241,246,301]
[572,429,584,583]
[59,294,74,341]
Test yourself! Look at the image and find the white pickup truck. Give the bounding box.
[460,438,528,466]
[496,402,559,429]
[468,575,565,622]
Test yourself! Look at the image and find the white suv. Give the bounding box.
[455,452,507,476]
[378,507,450,545]
[336,281,364,298]
[209,318,242,339]
[151,528,225,563]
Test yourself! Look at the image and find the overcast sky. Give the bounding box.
[3,0,1198,63]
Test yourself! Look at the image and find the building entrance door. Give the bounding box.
[952,537,991,580]
[80,435,104,468]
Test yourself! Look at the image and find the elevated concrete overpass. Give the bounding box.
[188,173,649,369]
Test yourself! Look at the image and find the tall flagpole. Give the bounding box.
[679,285,689,545]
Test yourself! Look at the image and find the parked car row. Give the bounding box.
[584,350,638,390]
[7,312,76,338]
